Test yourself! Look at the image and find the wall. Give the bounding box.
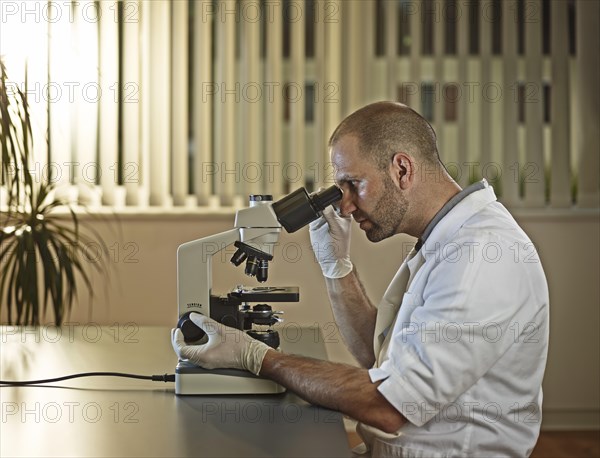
[2,210,598,430]
[516,212,600,430]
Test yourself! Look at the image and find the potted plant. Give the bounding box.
[0,58,108,326]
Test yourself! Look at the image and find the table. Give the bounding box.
[0,325,352,457]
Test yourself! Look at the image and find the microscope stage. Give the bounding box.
[228,286,299,303]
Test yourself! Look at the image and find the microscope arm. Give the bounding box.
[177,229,281,320]
[177,228,240,319]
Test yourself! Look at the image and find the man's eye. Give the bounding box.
[340,180,358,192]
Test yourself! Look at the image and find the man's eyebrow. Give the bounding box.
[334,174,352,184]
[334,174,360,187]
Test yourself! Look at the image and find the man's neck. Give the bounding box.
[409,179,462,240]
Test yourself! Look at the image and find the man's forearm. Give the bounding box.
[325,269,377,368]
[260,349,406,434]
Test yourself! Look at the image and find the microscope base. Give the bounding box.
[175,361,285,395]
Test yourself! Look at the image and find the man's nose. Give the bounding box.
[339,192,357,217]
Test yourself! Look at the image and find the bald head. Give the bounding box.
[329,101,441,171]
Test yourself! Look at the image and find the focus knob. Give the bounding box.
[177,312,206,343]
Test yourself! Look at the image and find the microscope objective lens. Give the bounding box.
[230,248,248,266]
[257,259,269,283]
[245,257,259,277]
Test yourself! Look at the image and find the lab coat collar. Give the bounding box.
[419,179,498,259]
[418,180,486,246]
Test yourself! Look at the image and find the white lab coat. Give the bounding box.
[355,182,549,457]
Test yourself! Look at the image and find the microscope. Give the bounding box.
[175,185,342,395]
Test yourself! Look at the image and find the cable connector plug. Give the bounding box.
[151,374,176,383]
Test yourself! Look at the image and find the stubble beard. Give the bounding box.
[364,175,408,243]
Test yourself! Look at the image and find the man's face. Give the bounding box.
[332,136,408,242]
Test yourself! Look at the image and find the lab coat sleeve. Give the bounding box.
[369,231,547,427]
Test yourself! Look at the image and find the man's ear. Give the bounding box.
[390,152,414,190]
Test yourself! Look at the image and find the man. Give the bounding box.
[172,102,549,456]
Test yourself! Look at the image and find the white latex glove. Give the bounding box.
[171,313,270,376]
[309,205,353,278]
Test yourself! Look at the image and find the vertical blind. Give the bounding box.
[0,0,598,210]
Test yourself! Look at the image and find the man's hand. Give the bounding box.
[309,206,353,278]
[171,313,270,375]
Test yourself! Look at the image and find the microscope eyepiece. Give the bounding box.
[311,185,344,212]
[271,185,343,233]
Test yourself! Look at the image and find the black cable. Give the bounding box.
[0,371,175,386]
